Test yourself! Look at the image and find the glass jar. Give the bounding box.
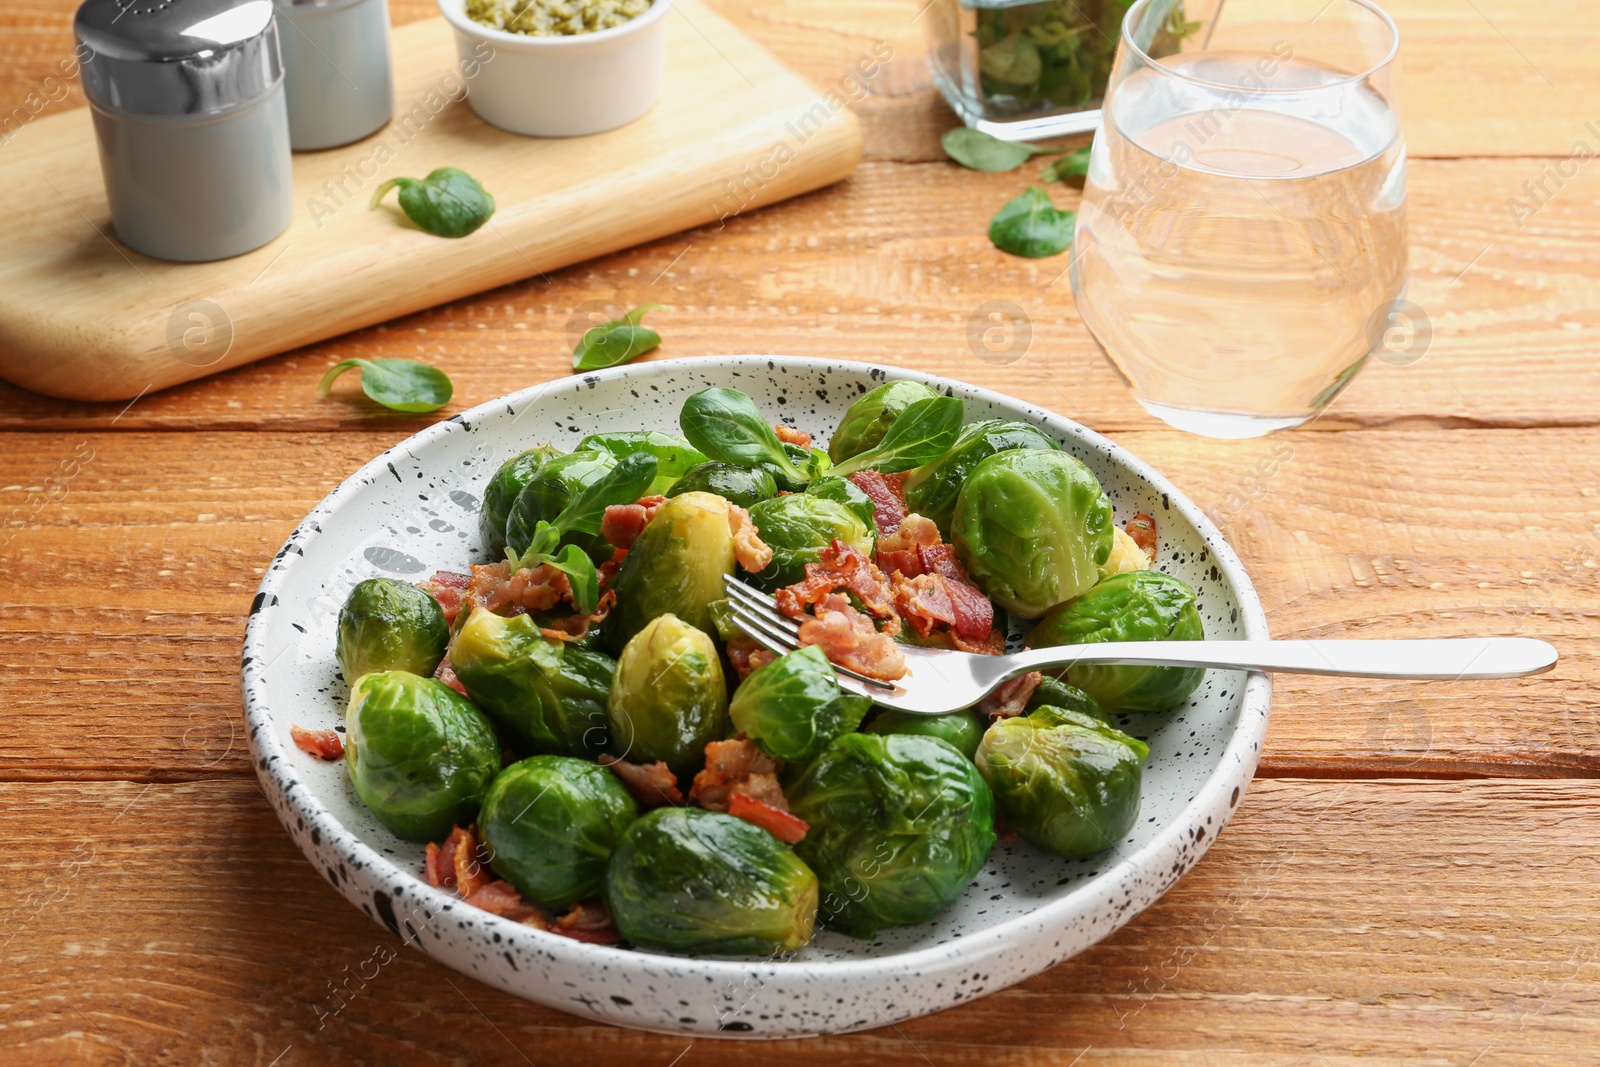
[923,0,1203,140]
[274,0,396,150]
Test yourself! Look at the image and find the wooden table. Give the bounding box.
[2,1,1596,1062]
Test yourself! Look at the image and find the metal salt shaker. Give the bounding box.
[273,0,394,151]
[75,0,294,263]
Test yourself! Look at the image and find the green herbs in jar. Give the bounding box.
[466,0,653,36]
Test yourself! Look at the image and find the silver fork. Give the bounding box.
[723,576,1559,716]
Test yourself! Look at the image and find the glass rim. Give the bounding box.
[1120,0,1400,95]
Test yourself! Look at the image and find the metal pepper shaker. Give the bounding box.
[75,0,294,263]
[273,0,394,151]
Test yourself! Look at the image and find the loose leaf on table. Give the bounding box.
[988,186,1076,258]
[1040,146,1092,184]
[829,396,965,477]
[941,127,1065,173]
[572,304,665,371]
[316,358,453,413]
[370,167,495,238]
[679,388,811,486]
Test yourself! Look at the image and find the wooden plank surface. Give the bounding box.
[1,0,1597,1062]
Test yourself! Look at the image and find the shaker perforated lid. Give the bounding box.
[75,0,284,117]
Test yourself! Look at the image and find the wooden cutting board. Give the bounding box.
[0,1,862,403]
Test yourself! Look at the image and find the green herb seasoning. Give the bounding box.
[467,0,652,36]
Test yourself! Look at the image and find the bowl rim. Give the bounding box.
[437,0,674,50]
[242,354,1272,986]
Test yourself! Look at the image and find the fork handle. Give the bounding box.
[1009,637,1558,681]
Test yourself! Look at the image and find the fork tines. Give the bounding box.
[722,576,895,692]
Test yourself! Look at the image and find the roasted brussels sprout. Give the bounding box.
[505,449,619,562]
[666,461,778,508]
[450,608,615,757]
[602,491,738,652]
[864,708,984,760]
[900,420,1060,535]
[608,614,729,777]
[1026,570,1206,711]
[344,670,501,842]
[975,705,1149,857]
[745,493,875,591]
[578,430,708,497]
[804,475,876,529]
[1099,526,1153,579]
[605,807,819,954]
[787,733,995,937]
[479,445,563,556]
[478,755,638,908]
[1024,675,1111,723]
[336,577,450,683]
[729,645,871,763]
[951,449,1114,618]
[828,380,940,463]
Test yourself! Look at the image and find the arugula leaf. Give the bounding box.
[679,388,810,486]
[829,396,965,477]
[988,186,1076,258]
[941,128,1065,173]
[1040,146,1092,184]
[540,543,601,615]
[573,304,665,371]
[370,167,495,238]
[316,358,453,413]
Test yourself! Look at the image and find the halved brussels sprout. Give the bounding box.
[729,645,871,763]
[864,708,984,760]
[605,807,819,955]
[578,430,708,497]
[1024,676,1110,723]
[608,614,729,778]
[900,420,1060,535]
[336,578,450,683]
[951,449,1114,618]
[745,493,875,591]
[975,705,1148,857]
[344,671,501,842]
[1099,526,1153,579]
[828,380,940,463]
[666,461,778,508]
[602,492,737,652]
[479,445,562,556]
[449,608,615,757]
[1026,570,1205,711]
[505,449,618,563]
[478,755,638,908]
[787,733,995,938]
[804,475,876,529]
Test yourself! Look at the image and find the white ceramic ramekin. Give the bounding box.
[438,0,670,137]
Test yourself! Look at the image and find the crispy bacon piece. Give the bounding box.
[539,589,616,645]
[600,495,667,552]
[419,570,472,625]
[728,503,774,574]
[432,656,468,696]
[796,594,907,682]
[464,880,542,923]
[290,725,344,761]
[1126,513,1158,560]
[847,471,907,535]
[774,424,813,449]
[690,737,787,813]
[728,792,810,844]
[979,671,1043,718]
[776,541,898,622]
[877,516,1003,652]
[725,637,778,681]
[599,754,684,809]
[553,901,624,944]
[506,563,573,614]
[424,825,490,896]
[598,547,628,591]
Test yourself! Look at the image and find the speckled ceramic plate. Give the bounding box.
[242,356,1271,1037]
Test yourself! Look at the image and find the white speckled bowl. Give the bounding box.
[242,357,1270,1037]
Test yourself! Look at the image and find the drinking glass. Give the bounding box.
[1069,0,1406,438]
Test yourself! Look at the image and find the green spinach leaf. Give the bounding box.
[316,358,453,413]
[550,451,660,539]
[1040,146,1092,184]
[679,388,810,486]
[941,128,1064,173]
[988,186,1075,258]
[370,167,495,238]
[829,396,965,477]
[572,304,665,371]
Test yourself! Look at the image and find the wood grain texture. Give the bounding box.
[0,3,862,401]
[1,778,1596,1064]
